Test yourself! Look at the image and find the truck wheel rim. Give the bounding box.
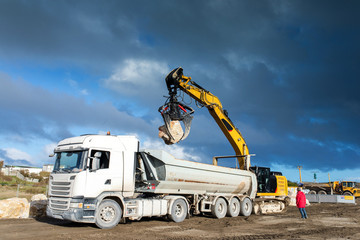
[244,203,249,211]
[100,206,115,222]
[218,203,224,213]
[231,202,237,212]
[175,204,183,216]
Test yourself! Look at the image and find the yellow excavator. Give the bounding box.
[158,67,289,214]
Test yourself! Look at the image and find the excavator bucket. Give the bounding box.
[158,101,194,145]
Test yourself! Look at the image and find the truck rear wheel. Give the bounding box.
[226,198,240,217]
[168,199,188,223]
[95,199,122,229]
[343,191,353,196]
[211,198,227,219]
[318,190,327,195]
[240,197,252,217]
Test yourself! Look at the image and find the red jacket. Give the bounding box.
[296,191,306,208]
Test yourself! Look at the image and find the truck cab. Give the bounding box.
[338,181,360,197]
[47,134,139,226]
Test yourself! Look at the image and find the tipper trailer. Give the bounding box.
[47,134,257,229]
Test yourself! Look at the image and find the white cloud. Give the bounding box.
[4,148,32,162]
[43,142,58,156]
[103,59,170,96]
[141,138,202,162]
[80,89,89,95]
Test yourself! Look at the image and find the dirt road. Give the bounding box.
[1,200,359,240]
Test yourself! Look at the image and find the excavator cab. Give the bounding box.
[158,68,194,145]
[250,166,278,193]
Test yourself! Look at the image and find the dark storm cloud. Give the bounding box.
[0,0,359,171]
[0,72,155,142]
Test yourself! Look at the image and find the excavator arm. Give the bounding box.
[159,67,249,169]
[159,67,290,213]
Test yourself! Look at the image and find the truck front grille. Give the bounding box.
[49,197,70,211]
[50,181,71,197]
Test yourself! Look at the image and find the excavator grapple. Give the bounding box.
[158,68,194,145]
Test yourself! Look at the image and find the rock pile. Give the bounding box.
[0,198,30,219]
[0,194,48,219]
[288,187,310,206]
[30,194,48,218]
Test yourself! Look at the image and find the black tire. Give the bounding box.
[343,191,353,196]
[95,199,122,229]
[240,197,252,217]
[308,190,316,195]
[318,190,327,195]
[168,199,188,223]
[211,198,227,219]
[226,198,240,217]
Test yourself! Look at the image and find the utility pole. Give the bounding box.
[313,171,318,183]
[297,166,302,183]
[328,173,333,195]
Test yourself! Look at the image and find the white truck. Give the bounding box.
[46,134,257,229]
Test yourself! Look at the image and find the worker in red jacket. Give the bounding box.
[296,187,308,219]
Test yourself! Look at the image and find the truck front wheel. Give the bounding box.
[168,198,188,223]
[95,199,122,229]
[343,191,353,196]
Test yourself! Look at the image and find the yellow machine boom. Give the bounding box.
[158,67,289,213]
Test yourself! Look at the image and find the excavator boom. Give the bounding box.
[159,67,249,169]
[158,67,290,214]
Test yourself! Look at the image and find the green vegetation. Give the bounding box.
[288,180,299,187]
[0,172,48,200]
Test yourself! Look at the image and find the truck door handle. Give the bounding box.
[105,179,111,185]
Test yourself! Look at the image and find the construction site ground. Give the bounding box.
[1,198,359,240]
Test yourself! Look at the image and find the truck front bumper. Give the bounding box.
[47,197,97,223]
[46,206,95,223]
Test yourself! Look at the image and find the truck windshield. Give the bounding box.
[53,151,86,173]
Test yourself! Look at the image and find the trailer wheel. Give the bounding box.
[240,197,252,217]
[95,199,122,229]
[168,199,188,223]
[211,198,227,219]
[226,198,240,217]
[318,190,327,195]
[308,190,316,195]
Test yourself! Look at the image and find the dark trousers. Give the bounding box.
[299,208,308,218]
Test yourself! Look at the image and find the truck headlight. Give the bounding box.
[70,202,83,208]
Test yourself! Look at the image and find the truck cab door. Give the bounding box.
[85,149,121,198]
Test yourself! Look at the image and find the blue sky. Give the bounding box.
[0,0,359,183]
